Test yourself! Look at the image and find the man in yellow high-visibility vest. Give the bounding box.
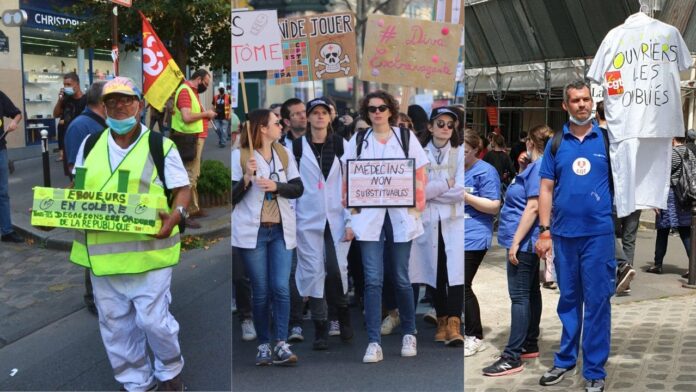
[71,76,191,391]
[171,69,216,228]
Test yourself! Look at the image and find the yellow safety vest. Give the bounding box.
[69,129,181,276]
[171,83,203,134]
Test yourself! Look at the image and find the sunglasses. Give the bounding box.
[269,120,281,127]
[367,105,389,113]
[436,120,455,130]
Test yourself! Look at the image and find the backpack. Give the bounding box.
[83,129,171,206]
[355,126,410,158]
[292,134,344,168]
[239,142,289,175]
[550,126,614,196]
[672,146,696,207]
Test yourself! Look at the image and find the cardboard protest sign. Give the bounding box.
[268,12,357,85]
[360,15,463,93]
[232,10,284,72]
[346,159,415,208]
[31,187,166,234]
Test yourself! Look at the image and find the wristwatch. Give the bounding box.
[538,225,551,234]
[176,206,189,221]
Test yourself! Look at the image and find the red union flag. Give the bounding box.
[140,12,183,111]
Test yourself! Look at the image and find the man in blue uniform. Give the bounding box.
[535,80,614,392]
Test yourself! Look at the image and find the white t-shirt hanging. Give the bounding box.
[587,12,693,143]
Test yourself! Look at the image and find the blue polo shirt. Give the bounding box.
[498,158,542,251]
[539,123,613,237]
[465,159,500,251]
[65,108,106,165]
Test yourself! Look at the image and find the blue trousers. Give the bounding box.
[553,233,615,380]
[238,225,293,344]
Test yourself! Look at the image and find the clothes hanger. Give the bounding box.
[639,0,650,14]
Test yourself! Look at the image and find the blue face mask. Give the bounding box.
[106,116,137,135]
[63,87,74,96]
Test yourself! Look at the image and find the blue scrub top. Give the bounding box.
[498,158,542,251]
[465,159,500,251]
[539,123,613,237]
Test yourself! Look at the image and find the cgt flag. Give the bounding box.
[140,11,183,111]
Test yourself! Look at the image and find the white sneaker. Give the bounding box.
[464,336,486,357]
[241,319,257,341]
[380,313,400,335]
[328,320,340,336]
[362,342,384,363]
[423,308,437,325]
[401,334,417,357]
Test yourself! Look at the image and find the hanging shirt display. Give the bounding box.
[587,12,694,217]
[587,12,692,142]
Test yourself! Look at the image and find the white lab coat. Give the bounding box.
[295,136,351,298]
[231,147,300,249]
[409,142,465,287]
[341,127,430,242]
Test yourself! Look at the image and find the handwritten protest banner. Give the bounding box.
[268,12,357,85]
[232,10,284,72]
[346,159,415,208]
[31,187,165,234]
[360,15,463,93]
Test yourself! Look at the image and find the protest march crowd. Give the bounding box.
[0,3,691,392]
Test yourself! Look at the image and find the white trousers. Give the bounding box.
[610,137,672,218]
[91,268,184,391]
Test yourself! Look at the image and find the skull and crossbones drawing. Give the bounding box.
[314,43,350,78]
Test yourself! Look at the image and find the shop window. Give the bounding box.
[21,27,112,145]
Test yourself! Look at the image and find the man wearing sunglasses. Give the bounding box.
[71,76,191,391]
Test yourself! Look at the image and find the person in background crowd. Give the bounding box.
[341,90,429,363]
[397,112,414,130]
[407,104,429,138]
[647,136,692,276]
[410,107,465,347]
[482,125,552,376]
[270,103,282,120]
[0,90,23,243]
[279,98,307,146]
[231,108,304,366]
[294,98,353,350]
[212,87,231,148]
[232,246,257,342]
[64,80,108,316]
[231,112,241,148]
[477,133,489,159]
[509,131,528,173]
[463,128,501,357]
[172,69,216,229]
[596,101,637,295]
[148,105,164,133]
[53,72,87,177]
[483,133,516,187]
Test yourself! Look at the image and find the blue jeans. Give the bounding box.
[238,224,293,344]
[503,249,542,360]
[213,119,228,145]
[359,213,416,344]
[553,233,615,380]
[0,148,12,235]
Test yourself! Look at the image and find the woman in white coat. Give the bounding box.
[231,109,304,366]
[294,98,353,350]
[342,90,430,363]
[409,107,465,347]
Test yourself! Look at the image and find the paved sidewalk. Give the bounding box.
[465,229,696,392]
[6,133,232,250]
